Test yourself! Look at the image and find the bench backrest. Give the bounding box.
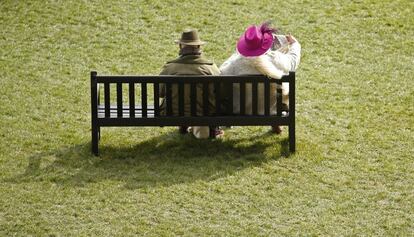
[91,71,295,127]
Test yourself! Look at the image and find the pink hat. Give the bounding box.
[237,24,274,57]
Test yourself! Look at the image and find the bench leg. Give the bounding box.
[92,126,99,156]
[289,123,295,153]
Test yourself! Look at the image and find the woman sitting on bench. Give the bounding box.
[220,21,301,134]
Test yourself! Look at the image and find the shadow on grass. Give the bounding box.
[9,131,290,189]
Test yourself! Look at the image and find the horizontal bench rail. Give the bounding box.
[97,116,291,127]
[96,75,293,83]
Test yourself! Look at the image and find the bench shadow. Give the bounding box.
[10,130,290,190]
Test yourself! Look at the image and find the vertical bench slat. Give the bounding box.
[129,83,135,118]
[276,81,283,116]
[203,82,209,116]
[239,81,246,115]
[190,82,197,116]
[117,82,122,118]
[104,82,110,118]
[214,81,221,115]
[252,81,258,115]
[166,82,173,116]
[154,83,160,117]
[288,72,296,152]
[178,82,184,116]
[141,82,147,117]
[229,83,233,115]
[264,79,270,116]
[91,71,99,156]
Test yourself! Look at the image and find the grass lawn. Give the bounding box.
[1,0,413,235]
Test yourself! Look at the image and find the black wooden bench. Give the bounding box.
[90,71,296,156]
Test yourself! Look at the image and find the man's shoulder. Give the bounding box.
[161,55,219,75]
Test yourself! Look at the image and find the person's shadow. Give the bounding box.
[8,129,290,190]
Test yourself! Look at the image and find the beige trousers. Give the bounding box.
[190,126,210,139]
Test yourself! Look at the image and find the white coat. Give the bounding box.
[220,40,301,115]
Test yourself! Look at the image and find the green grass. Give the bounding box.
[1,0,413,235]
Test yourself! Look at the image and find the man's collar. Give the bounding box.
[167,54,214,65]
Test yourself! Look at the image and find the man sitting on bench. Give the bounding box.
[159,29,223,138]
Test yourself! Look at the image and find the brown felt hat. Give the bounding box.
[175,29,206,45]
